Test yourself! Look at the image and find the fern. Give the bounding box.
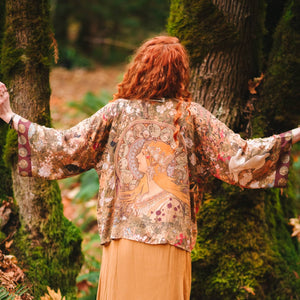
[0,288,9,300]
[0,285,29,300]
[68,90,111,116]
[74,169,99,202]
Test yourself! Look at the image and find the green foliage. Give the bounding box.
[168,0,239,66]
[55,46,93,69]
[68,90,111,116]
[51,0,170,66]
[74,169,99,202]
[60,171,101,299]
[0,286,29,300]
[14,180,83,299]
[76,233,101,300]
[77,271,99,284]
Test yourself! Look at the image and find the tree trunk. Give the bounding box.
[169,0,263,129]
[1,0,83,298]
[0,0,13,201]
[169,0,300,299]
[190,1,261,128]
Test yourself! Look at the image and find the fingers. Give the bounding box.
[0,82,9,102]
[0,81,7,91]
[0,82,13,123]
[0,90,8,98]
[292,127,300,144]
[0,82,8,98]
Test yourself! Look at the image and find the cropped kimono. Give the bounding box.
[15,98,292,252]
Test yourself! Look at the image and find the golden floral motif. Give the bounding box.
[19,159,28,169]
[279,166,289,176]
[18,135,27,145]
[18,147,28,157]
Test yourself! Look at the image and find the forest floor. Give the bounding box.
[49,65,125,297]
[50,65,124,128]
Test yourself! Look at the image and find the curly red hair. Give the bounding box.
[113,36,192,141]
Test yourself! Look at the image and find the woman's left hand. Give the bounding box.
[0,82,14,123]
[292,127,300,144]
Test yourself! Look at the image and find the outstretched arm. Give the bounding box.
[0,81,116,180]
[191,102,298,189]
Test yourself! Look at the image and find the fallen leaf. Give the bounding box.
[41,287,66,300]
[241,285,255,295]
[77,279,93,294]
[289,217,300,241]
[248,73,264,94]
[5,239,14,249]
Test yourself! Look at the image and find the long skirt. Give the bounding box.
[97,239,191,300]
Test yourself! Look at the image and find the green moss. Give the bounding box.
[0,0,6,81]
[0,230,6,243]
[14,180,83,299]
[260,0,300,134]
[0,24,24,79]
[1,2,52,81]
[38,110,53,128]
[168,0,239,66]
[191,184,300,300]
[0,122,13,199]
[3,128,18,167]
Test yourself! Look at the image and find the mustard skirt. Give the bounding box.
[97,239,191,300]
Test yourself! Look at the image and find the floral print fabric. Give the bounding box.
[16,99,292,252]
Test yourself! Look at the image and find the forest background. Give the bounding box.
[0,0,300,299]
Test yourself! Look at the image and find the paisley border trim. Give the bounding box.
[17,119,32,177]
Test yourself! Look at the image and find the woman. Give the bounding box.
[0,36,299,300]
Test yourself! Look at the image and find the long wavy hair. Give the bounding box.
[113,36,192,141]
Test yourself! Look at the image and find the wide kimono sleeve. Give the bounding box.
[15,101,117,180]
[190,102,293,189]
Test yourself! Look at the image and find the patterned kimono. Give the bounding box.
[15,98,292,252]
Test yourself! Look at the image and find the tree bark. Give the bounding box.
[4,0,52,233]
[169,0,300,299]
[189,1,261,128]
[1,0,83,298]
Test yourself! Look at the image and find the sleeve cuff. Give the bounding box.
[17,118,33,176]
[274,131,293,188]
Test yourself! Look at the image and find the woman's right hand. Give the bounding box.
[0,82,14,123]
[292,127,300,144]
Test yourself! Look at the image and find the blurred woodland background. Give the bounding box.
[0,0,300,299]
[51,0,169,67]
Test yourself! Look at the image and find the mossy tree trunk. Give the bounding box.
[0,0,13,201]
[168,0,263,130]
[169,0,300,299]
[0,0,83,298]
